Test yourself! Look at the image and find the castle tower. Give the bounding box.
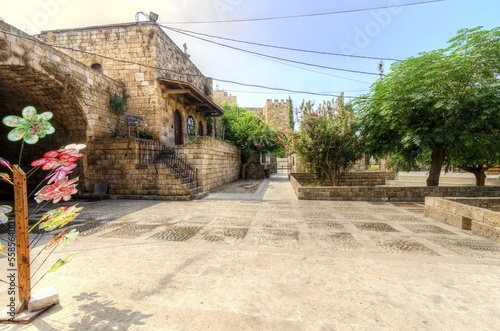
[263,99,292,132]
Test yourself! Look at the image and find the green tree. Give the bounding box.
[221,103,284,178]
[292,95,362,186]
[356,26,499,186]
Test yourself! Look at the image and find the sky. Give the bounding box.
[0,0,498,108]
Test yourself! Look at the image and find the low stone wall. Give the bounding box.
[246,164,266,179]
[290,173,500,202]
[176,137,241,192]
[84,138,191,197]
[293,172,395,186]
[425,197,500,242]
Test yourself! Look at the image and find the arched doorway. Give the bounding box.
[174,110,183,145]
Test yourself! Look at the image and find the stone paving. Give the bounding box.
[1,174,500,330]
[62,185,500,260]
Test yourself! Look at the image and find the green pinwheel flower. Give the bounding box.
[2,106,55,144]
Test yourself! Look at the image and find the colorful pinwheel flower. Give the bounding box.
[59,229,79,249]
[0,173,13,185]
[2,106,55,144]
[0,156,12,172]
[31,144,86,171]
[29,204,83,232]
[34,176,79,203]
[47,253,76,273]
[44,229,79,250]
[0,205,12,224]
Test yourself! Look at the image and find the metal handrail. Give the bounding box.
[138,139,199,194]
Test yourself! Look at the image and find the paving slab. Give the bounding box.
[1,174,500,330]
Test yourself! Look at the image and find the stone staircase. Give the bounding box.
[156,148,203,197]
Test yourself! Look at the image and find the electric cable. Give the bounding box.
[159,0,444,24]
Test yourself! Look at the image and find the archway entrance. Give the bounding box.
[174,110,183,145]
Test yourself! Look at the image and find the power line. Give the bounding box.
[163,25,402,62]
[159,0,444,24]
[250,52,373,84]
[222,89,370,95]
[162,25,382,76]
[2,30,401,101]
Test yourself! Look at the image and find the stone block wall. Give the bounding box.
[425,197,500,242]
[175,137,240,192]
[291,172,395,186]
[84,138,191,197]
[263,99,291,132]
[290,173,500,202]
[213,90,237,106]
[246,164,266,179]
[37,22,212,146]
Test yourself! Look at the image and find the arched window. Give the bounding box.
[91,63,102,72]
[187,116,195,136]
[198,121,204,136]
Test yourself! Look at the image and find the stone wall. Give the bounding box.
[246,164,266,179]
[263,99,291,132]
[292,172,395,186]
[84,138,192,197]
[425,197,500,242]
[0,21,125,197]
[175,137,240,191]
[37,22,212,147]
[213,90,237,106]
[290,173,500,202]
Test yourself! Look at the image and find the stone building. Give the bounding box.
[0,20,240,198]
[213,90,292,133]
[213,90,237,107]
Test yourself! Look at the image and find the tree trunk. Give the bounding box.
[426,143,445,186]
[462,165,487,186]
[241,161,250,179]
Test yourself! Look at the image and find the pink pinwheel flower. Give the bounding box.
[35,176,79,203]
[46,163,77,184]
[31,147,84,170]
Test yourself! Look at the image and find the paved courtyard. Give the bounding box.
[1,174,500,330]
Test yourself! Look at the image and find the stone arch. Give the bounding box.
[0,21,124,195]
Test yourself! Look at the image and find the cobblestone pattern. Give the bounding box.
[73,199,500,259]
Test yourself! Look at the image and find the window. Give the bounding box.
[187,116,195,136]
[91,63,102,72]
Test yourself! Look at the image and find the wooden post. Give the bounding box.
[13,165,30,312]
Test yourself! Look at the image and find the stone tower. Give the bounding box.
[262,99,292,132]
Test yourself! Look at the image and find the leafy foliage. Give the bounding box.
[355,26,500,186]
[221,103,285,177]
[292,95,362,186]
